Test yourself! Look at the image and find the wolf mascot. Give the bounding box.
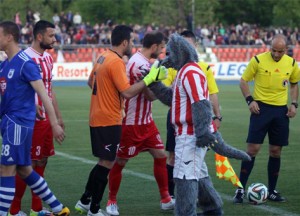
[147,33,251,216]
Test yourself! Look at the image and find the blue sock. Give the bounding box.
[0,176,15,215]
[24,171,63,213]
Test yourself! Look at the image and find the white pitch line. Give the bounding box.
[56,151,299,216]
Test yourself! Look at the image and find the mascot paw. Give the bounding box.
[196,133,217,148]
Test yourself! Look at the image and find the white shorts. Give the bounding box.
[173,134,207,180]
[200,161,209,179]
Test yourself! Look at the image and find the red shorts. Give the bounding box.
[31,120,55,160]
[117,121,164,159]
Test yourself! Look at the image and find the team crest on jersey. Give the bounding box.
[0,77,7,95]
[8,69,14,79]
[282,79,288,87]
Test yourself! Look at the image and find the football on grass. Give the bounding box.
[247,183,268,204]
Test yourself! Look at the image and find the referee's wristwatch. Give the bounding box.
[213,116,223,121]
[291,102,298,109]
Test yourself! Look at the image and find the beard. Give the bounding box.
[40,41,53,50]
[124,45,132,57]
[150,52,159,59]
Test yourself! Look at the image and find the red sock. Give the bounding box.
[108,162,125,201]
[9,175,27,215]
[31,165,45,211]
[154,157,171,201]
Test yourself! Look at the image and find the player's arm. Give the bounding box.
[205,64,222,128]
[240,77,259,114]
[143,87,156,101]
[52,91,65,130]
[287,83,298,118]
[120,60,167,99]
[87,71,93,89]
[210,93,222,128]
[31,80,65,144]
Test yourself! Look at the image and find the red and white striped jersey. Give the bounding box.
[24,47,53,120]
[123,51,153,125]
[171,62,214,135]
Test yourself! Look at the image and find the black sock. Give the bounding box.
[80,164,98,204]
[268,156,280,192]
[90,164,110,213]
[239,157,256,189]
[166,164,174,196]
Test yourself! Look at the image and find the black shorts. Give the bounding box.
[90,125,122,161]
[247,102,289,146]
[166,109,176,152]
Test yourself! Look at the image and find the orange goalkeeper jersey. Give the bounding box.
[89,49,130,127]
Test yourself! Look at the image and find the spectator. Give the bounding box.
[33,11,40,24]
[73,12,82,26]
[52,13,60,24]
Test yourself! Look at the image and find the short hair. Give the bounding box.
[142,31,165,48]
[111,25,133,46]
[272,34,287,47]
[0,21,20,43]
[180,30,196,42]
[33,20,55,39]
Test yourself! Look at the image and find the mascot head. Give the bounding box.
[161,33,198,70]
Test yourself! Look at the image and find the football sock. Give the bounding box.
[31,165,46,211]
[9,174,26,215]
[108,162,125,201]
[81,164,98,204]
[90,165,110,214]
[24,171,63,213]
[154,157,170,201]
[239,156,256,189]
[0,176,15,215]
[166,164,175,197]
[268,156,280,192]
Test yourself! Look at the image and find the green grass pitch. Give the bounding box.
[10,82,300,216]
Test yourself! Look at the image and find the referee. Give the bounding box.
[233,34,300,204]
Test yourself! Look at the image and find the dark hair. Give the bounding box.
[180,30,196,42]
[111,25,133,46]
[0,21,20,42]
[142,31,165,48]
[33,20,55,39]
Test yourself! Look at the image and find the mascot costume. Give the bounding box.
[147,33,251,216]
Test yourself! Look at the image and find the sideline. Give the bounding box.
[56,151,299,216]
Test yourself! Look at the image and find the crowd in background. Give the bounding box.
[14,10,300,47]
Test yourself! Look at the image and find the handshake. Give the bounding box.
[142,60,168,86]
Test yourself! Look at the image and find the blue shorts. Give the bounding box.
[1,115,33,166]
[247,102,289,146]
[166,109,176,152]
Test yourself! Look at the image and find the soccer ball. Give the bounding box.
[247,183,268,204]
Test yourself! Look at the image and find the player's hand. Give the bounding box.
[36,105,45,120]
[213,119,221,129]
[287,105,297,118]
[57,118,65,130]
[248,101,260,114]
[52,124,65,145]
[196,132,217,148]
[143,60,168,86]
